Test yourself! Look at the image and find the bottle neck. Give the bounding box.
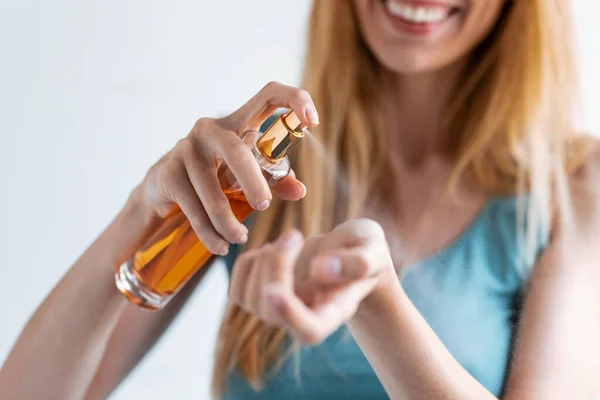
[256,112,304,162]
[217,130,291,194]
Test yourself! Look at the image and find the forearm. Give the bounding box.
[0,189,156,400]
[346,274,496,400]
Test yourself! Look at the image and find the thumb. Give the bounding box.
[272,169,307,201]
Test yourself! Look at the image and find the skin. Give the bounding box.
[0,82,317,399]
[232,173,600,399]
[1,1,599,399]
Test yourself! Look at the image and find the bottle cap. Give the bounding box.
[257,111,305,161]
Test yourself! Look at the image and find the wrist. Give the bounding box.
[355,259,401,318]
[97,186,160,269]
[124,185,159,228]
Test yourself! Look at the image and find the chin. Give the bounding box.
[353,0,503,77]
[375,49,453,75]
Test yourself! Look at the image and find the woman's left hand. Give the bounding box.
[228,218,395,345]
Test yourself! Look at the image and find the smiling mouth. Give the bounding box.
[384,0,460,26]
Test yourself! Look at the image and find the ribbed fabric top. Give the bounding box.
[220,195,546,399]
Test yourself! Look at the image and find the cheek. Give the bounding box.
[423,3,505,70]
[455,2,506,54]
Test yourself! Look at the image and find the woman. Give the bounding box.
[2,0,599,399]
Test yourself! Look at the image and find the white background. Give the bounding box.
[0,1,598,399]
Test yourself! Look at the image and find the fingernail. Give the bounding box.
[305,106,319,125]
[300,182,307,198]
[255,199,270,211]
[237,233,248,244]
[318,257,341,278]
[218,245,229,256]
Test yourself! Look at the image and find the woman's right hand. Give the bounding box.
[135,81,319,256]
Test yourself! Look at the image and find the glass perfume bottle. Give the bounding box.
[115,111,305,310]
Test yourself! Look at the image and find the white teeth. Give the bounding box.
[386,1,449,24]
[415,8,426,21]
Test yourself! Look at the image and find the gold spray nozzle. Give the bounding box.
[257,111,305,161]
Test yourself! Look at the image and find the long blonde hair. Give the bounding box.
[212,0,587,396]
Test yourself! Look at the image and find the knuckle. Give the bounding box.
[362,218,386,237]
[349,218,386,243]
[220,228,244,244]
[237,301,253,314]
[263,80,281,93]
[264,244,286,264]
[175,138,195,158]
[355,253,371,276]
[143,162,160,184]
[204,196,231,216]
[227,142,252,162]
[193,117,212,134]
[261,243,276,258]
[158,159,184,183]
[292,89,311,105]
[153,203,174,219]
[237,250,255,265]
[187,213,209,231]
[218,115,238,132]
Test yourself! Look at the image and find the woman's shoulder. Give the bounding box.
[565,134,600,236]
[531,134,600,278]
[523,134,600,289]
[568,134,600,185]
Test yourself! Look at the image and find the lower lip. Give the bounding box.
[384,5,457,35]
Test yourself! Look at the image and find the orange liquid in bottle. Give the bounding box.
[128,188,253,301]
[116,113,303,310]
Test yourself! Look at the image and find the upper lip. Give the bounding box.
[386,0,464,9]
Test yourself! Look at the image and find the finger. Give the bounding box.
[263,285,325,345]
[228,249,258,306]
[243,244,271,315]
[216,130,273,210]
[311,279,377,329]
[267,279,377,345]
[261,229,305,320]
[271,170,307,201]
[310,246,389,284]
[264,229,305,289]
[251,244,274,319]
[165,162,229,255]
[325,218,387,249]
[182,143,248,245]
[227,81,319,133]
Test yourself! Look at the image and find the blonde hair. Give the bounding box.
[212,0,588,396]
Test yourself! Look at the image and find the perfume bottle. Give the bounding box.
[115,111,305,310]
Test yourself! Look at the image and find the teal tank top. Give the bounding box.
[221,195,546,399]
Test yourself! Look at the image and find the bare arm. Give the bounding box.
[0,190,155,399]
[0,190,215,400]
[346,168,600,399]
[346,229,600,399]
[221,143,600,398]
[0,82,315,400]
[83,259,211,400]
